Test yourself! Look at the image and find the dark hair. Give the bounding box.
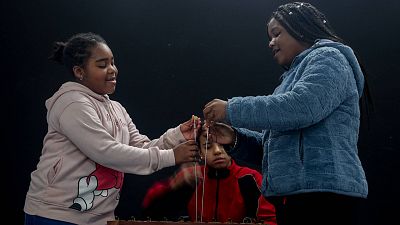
[196,124,231,153]
[195,124,206,147]
[268,2,342,45]
[48,32,107,76]
[268,2,373,128]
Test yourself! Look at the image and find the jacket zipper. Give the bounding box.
[214,171,220,221]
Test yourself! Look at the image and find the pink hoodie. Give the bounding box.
[24,82,185,225]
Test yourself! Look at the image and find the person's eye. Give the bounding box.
[273,32,281,38]
[203,143,212,148]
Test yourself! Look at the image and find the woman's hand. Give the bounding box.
[203,99,228,125]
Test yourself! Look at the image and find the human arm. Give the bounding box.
[230,128,264,171]
[59,101,197,174]
[205,122,264,169]
[141,180,194,221]
[126,113,200,150]
[141,166,200,220]
[206,48,355,131]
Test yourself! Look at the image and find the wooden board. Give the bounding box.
[107,221,253,225]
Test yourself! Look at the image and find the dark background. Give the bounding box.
[4,0,399,224]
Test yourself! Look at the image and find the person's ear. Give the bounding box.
[73,66,85,81]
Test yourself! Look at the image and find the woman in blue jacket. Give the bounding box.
[203,2,371,225]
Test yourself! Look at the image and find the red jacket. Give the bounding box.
[142,160,276,225]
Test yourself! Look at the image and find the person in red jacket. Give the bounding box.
[141,125,276,224]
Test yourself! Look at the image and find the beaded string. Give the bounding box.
[200,126,209,222]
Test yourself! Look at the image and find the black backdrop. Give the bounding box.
[5,0,400,224]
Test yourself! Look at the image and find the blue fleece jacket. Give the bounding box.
[227,39,368,198]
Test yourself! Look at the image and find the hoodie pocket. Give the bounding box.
[47,157,62,185]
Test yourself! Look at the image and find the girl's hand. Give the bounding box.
[173,140,199,164]
[170,164,204,190]
[203,99,228,125]
[180,115,201,140]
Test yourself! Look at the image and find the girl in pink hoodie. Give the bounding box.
[24,32,200,225]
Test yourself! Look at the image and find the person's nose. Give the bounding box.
[108,65,118,75]
[268,38,275,48]
[213,145,223,155]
